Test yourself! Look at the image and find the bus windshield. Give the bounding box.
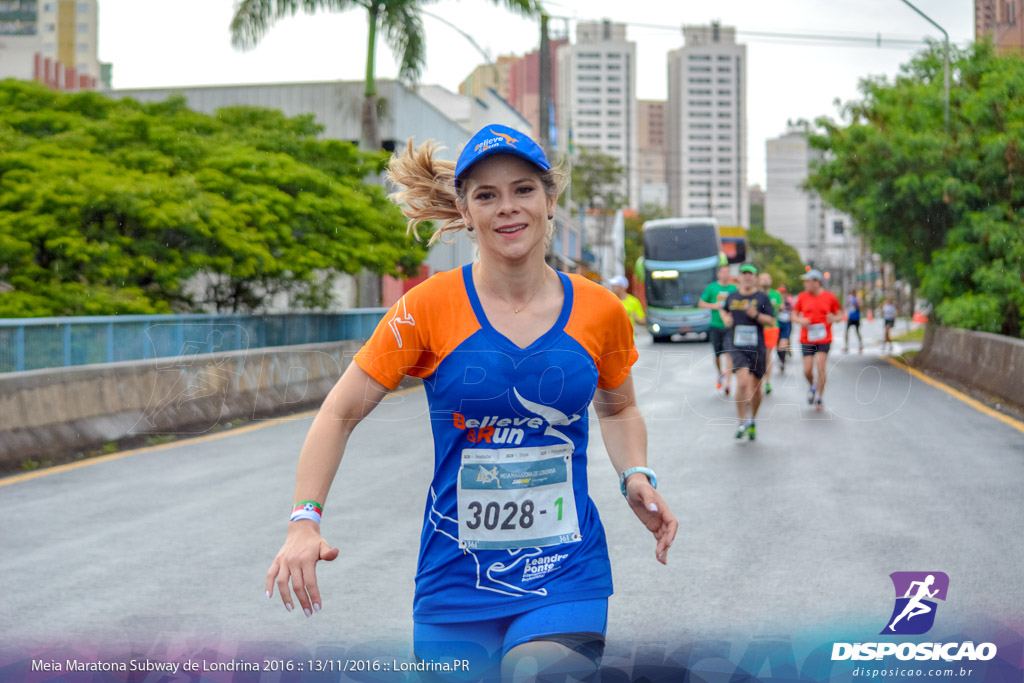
[646,266,718,309]
[644,223,718,261]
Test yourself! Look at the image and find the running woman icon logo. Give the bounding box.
[881,571,949,635]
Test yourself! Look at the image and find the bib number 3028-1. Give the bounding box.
[457,444,581,550]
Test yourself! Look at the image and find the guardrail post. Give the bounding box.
[15,325,25,372]
[106,321,115,363]
[63,323,72,367]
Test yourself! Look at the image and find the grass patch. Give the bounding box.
[893,327,925,342]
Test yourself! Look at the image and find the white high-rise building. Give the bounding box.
[667,23,748,227]
[556,20,639,208]
[0,0,105,88]
[766,126,859,275]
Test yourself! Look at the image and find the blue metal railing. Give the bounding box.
[0,310,387,374]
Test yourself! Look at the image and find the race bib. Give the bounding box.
[733,324,757,347]
[808,323,827,342]
[777,311,790,323]
[457,444,581,550]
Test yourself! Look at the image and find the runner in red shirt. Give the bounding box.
[792,269,844,412]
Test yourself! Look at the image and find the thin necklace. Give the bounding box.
[482,270,547,314]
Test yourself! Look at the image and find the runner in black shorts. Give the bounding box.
[699,266,737,396]
[720,264,774,440]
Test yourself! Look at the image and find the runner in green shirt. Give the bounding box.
[758,272,784,395]
[608,275,646,328]
[698,266,737,395]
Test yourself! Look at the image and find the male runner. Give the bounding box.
[792,269,843,412]
[721,264,775,440]
[699,265,737,396]
[758,272,784,394]
[775,285,793,373]
[608,275,646,327]
[882,295,897,352]
[843,292,863,354]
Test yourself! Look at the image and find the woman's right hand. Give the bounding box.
[265,520,339,616]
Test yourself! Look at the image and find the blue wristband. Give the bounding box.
[620,466,657,497]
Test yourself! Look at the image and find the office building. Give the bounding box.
[638,99,668,210]
[556,20,639,208]
[976,0,1024,53]
[765,126,859,285]
[0,0,105,88]
[667,22,748,227]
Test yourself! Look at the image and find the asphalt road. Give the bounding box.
[1,318,1021,667]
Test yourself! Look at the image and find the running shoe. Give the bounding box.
[814,396,823,413]
[735,424,746,439]
[716,373,724,391]
[807,385,817,405]
[765,382,772,395]
[747,423,757,440]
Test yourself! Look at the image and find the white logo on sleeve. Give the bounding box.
[387,296,416,348]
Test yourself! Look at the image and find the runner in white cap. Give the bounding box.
[608,274,646,328]
[792,269,843,412]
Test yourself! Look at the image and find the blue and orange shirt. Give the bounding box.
[354,264,638,624]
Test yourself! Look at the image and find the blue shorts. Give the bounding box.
[778,322,792,340]
[413,598,607,681]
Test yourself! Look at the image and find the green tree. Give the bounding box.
[623,204,670,279]
[747,228,805,293]
[806,41,1024,337]
[0,79,425,316]
[230,0,543,150]
[569,147,625,211]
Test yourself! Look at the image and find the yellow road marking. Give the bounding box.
[0,385,423,487]
[883,356,1024,435]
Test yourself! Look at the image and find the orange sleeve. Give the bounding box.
[354,269,480,390]
[564,275,639,390]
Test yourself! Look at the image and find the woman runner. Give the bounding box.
[264,124,678,682]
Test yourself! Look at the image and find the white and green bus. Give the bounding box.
[636,217,724,343]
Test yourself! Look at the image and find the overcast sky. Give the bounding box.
[97,0,974,187]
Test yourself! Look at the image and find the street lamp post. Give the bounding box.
[898,0,950,133]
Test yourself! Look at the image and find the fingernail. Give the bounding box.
[313,603,321,613]
[304,608,312,617]
[265,591,271,600]
[648,503,659,512]
[285,603,294,613]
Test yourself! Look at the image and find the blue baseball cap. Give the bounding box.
[454,124,551,184]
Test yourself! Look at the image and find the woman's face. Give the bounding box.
[458,154,556,266]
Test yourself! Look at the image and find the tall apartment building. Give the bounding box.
[765,127,858,274]
[0,0,106,88]
[556,20,639,208]
[506,38,567,145]
[638,99,668,209]
[667,23,748,227]
[976,0,1024,53]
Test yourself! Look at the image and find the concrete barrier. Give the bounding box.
[0,340,369,472]
[916,325,1024,409]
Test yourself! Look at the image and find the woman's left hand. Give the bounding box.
[624,477,678,565]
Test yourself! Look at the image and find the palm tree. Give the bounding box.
[231,0,544,151]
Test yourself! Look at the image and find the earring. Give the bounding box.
[467,225,474,232]
[547,214,553,220]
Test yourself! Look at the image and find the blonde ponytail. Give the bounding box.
[386,139,466,246]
